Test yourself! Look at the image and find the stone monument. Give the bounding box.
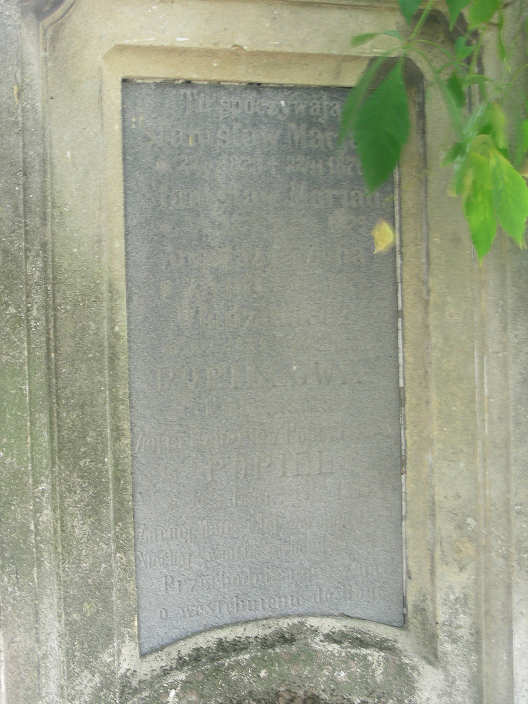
[1,0,526,701]
[122,81,403,653]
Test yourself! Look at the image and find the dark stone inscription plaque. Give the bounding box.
[122,81,403,655]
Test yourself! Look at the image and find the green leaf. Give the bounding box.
[453,158,472,196]
[462,102,490,143]
[497,32,506,64]
[488,102,507,150]
[453,137,493,196]
[473,104,509,156]
[353,61,410,191]
[447,0,471,28]
[497,9,508,67]
[521,119,528,153]
[463,180,497,260]
[512,118,528,167]
[351,33,380,48]
[468,147,493,188]
[490,150,528,245]
[339,55,389,146]
[470,132,494,152]
[382,30,404,40]
[425,67,464,138]
[447,71,466,109]
[468,0,499,28]
[399,0,423,24]
[442,141,466,166]
[455,36,474,60]
[350,31,403,49]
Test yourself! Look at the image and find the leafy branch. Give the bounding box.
[341,0,528,261]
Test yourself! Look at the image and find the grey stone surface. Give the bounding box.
[122,82,403,653]
[0,2,60,701]
[2,0,527,700]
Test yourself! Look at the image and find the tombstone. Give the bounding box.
[122,81,402,653]
[1,0,526,702]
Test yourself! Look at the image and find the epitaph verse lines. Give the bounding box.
[123,82,402,653]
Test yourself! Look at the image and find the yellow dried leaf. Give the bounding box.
[371,218,395,253]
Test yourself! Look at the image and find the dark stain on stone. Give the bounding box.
[119,624,416,704]
[223,689,394,704]
[321,629,396,653]
[120,626,302,701]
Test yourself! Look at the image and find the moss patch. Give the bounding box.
[121,622,418,704]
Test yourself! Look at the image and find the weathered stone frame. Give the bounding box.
[1,0,525,701]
